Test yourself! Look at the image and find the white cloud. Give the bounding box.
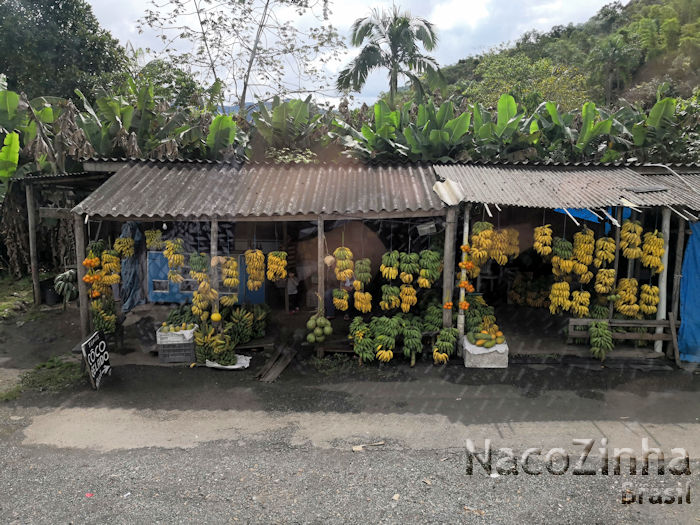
[429,0,491,31]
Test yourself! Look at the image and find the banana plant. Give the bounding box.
[252,96,323,150]
[0,132,20,182]
[470,95,537,160]
[205,114,247,161]
[574,102,612,154]
[329,100,409,161]
[402,100,471,161]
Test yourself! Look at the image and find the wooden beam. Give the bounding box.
[609,206,622,318]
[210,219,219,315]
[671,216,686,321]
[317,216,325,322]
[39,207,72,219]
[283,222,289,314]
[442,206,458,328]
[25,183,41,305]
[74,214,90,338]
[626,210,637,278]
[654,207,672,353]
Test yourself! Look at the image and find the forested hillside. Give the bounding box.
[441,0,699,111]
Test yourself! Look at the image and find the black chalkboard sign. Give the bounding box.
[81,331,112,390]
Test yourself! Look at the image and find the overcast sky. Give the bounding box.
[88,0,618,106]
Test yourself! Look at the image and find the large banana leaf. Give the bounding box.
[0,132,20,181]
[206,115,238,159]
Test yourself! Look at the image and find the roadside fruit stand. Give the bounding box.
[70,159,700,369]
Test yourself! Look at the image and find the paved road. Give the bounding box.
[1,356,699,523]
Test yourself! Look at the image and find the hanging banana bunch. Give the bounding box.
[534,224,553,257]
[222,257,240,288]
[594,268,616,294]
[399,284,417,313]
[332,289,349,311]
[570,290,591,318]
[399,252,419,283]
[266,251,288,281]
[549,281,572,314]
[620,220,643,259]
[470,221,493,267]
[189,252,209,282]
[145,229,165,250]
[504,228,520,258]
[551,237,575,276]
[379,285,401,311]
[641,230,665,274]
[639,284,660,315]
[593,237,616,268]
[380,250,399,280]
[354,258,372,288]
[163,239,185,283]
[418,250,442,286]
[244,249,265,291]
[114,237,135,258]
[573,228,595,265]
[333,246,354,282]
[353,291,372,313]
[614,278,640,317]
[488,229,509,266]
[100,251,121,287]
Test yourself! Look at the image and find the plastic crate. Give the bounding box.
[157,342,195,363]
[156,324,198,345]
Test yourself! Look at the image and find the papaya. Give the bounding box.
[483,339,496,349]
[495,331,503,337]
[496,336,505,344]
[475,339,485,347]
[475,332,493,341]
[466,332,476,345]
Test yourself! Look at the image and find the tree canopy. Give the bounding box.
[0,0,127,99]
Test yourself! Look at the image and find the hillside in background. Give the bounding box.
[440,0,699,111]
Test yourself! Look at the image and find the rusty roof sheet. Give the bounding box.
[434,164,700,210]
[72,161,446,220]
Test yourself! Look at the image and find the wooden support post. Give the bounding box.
[74,214,90,338]
[609,206,622,319]
[25,183,41,305]
[317,216,325,313]
[654,207,672,353]
[442,206,458,328]
[283,222,289,314]
[457,203,472,339]
[671,216,686,321]
[210,219,219,314]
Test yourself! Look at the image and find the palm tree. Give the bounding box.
[587,35,641,105]
[336,6,441,107]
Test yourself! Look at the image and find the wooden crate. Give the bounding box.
[157,341,195,363]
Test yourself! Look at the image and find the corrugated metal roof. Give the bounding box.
[434,164,700,210]
[72,161,446,220]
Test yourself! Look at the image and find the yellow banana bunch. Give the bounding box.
[639,284,660,315]
[614,278,640,317]
[164,239,185,281]
[593,237,616,268]
[549,281,572,314]
[620,220,643,259]
[504,228,520,257]
[594,269,616,294]
[417,272,431,288]
[220,294,238,307]
[488,229,509,266]
[101,252,121,274]
[353,280,363,291]
[114,237,135,258]
[354,291,372,313]
[570,290,590,318]
[145,229,164,250]
[432,347,449,364]
[222,257,240,288]
[189,270,208,282]
[399,272,413,283]
[380,264,399,280]
[377,348,394,362]
[534,224,553,256]
[399,284,417,313]
[333,246,353,261]
[573,228,595,265]
[266,251,288,281]
[551,256,576,276]
[471,224,493,267]
[245,249,264,291]
[332,289,349,311]
[641,230,665,274]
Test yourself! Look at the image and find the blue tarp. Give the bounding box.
[554,208,600,223]
[120,222,145,313]
[679,221,700,362]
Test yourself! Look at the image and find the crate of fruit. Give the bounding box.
[156,323,198,345]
